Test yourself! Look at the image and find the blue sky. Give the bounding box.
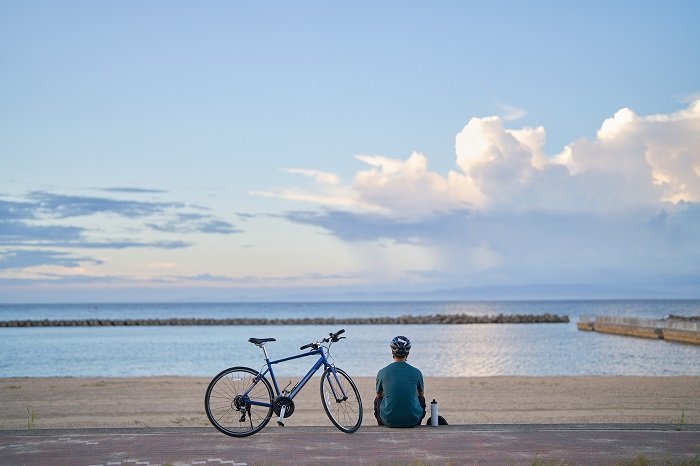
[1,1,699,302]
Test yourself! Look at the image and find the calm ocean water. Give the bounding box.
[1,300,699,377]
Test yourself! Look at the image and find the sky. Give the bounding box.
[1,1,699,302]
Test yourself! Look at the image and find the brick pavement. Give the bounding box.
[1,425,698,465]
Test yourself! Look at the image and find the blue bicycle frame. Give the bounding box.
[243,346,348,409]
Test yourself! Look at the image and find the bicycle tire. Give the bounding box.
[205,366,273,437]
[320,367,363,433]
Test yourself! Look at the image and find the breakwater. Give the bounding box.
[0,313,569,327]
[577,315,700,345]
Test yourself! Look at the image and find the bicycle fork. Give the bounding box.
[327,368,349,403]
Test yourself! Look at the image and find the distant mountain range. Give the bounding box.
[5,281,696,304]
[180,282,699,303]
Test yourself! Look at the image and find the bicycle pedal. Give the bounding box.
[277,421,285,427]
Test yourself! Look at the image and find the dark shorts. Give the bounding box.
[374,396,426,427]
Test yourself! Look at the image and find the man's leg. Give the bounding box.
[417,396,426,426]
[374,397,384,425]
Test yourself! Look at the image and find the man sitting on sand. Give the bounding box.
[374,335,426,427]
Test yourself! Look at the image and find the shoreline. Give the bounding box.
[2,375,698,430]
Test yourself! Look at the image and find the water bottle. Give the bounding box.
[430,399,438,426]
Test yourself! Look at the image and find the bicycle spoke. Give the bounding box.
[205,367,274,437]
[320,368,362,433]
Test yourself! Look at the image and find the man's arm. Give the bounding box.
[376,373,383,399]
[417,374,425,409]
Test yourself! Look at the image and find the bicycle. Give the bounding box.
[204,328,363,437]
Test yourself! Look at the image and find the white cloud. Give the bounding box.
[498,104,527,121]
[454,116,550,209]
[454,100,700,212]
[556,100,700,206]
[282,168,341,185]
[262,153,481,220]
[637,100,700,203]
[597,107,639,140]
[353,152,480,219]
[676,92,700,104]
[264,100,700,217]
[251,168,372,210]
[251,188,367,210]
[265,100,700,288]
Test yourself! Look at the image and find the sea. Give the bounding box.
[1,300,699,378]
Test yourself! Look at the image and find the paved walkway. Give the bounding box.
[1,425,698,465]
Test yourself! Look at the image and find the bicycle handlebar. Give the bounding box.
[299,329,346,350]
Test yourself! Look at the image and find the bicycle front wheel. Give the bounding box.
[320,367,363,433]
[205,366,273,437]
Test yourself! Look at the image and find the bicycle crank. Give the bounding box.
[273,395,295,426]
[273,396,295,417]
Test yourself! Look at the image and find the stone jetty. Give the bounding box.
[577,315,700,345]
[0,313,569,327]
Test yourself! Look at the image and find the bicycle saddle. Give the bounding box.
[248,337,276,345]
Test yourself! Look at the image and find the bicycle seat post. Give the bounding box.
[260,343,270,360]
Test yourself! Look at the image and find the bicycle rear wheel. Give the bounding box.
[320,367,363,433]
[205,366,273,437]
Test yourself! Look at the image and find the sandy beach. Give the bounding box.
[1,376,698,430]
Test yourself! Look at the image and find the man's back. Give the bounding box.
[376,361,424,427]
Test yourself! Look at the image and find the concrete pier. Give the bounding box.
[576,321,594,331]
[664,328,700,345]
[594,322,663,339]
[578,315,700,345]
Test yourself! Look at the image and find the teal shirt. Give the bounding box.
[376,361,424,427]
